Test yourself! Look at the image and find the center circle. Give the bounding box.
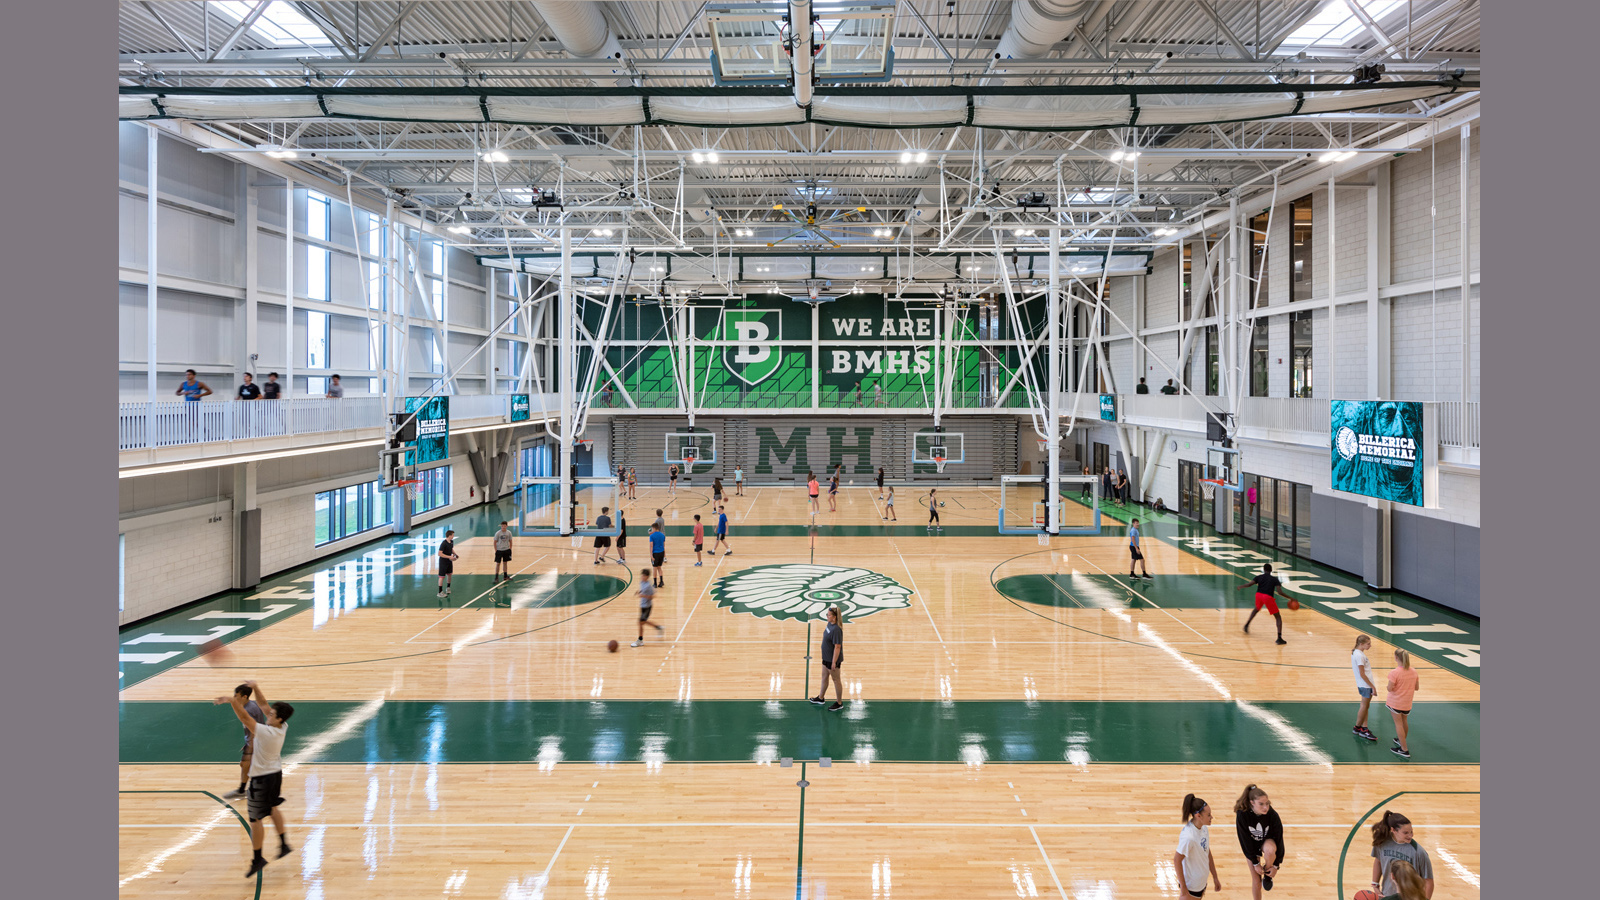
[804,589,847,602]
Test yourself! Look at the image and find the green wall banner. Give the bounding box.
[1330,400,1432,506]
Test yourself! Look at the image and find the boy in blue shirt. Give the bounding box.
[1128,517,1151,580]
[711,506,732,556]
[648,524,667,587]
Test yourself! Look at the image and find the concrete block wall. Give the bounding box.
[1390,285,1480,401]
[1392,126,1480,283]
[121,515,235,624]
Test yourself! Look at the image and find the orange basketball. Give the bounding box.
[1354,891,1380,900]
[199,638,232,666]
[1287,599,1301,611]
[608,640,619,653]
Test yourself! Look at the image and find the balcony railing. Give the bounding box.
[585,389,1038,412]
[1439,401,1481,449]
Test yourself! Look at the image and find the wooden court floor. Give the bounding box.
[119,483,1480,899]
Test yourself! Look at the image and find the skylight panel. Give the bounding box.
[1280,0,1405,50]
[214,1,334,48]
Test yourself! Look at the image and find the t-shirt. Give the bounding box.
[439,539,454,558]
[649,530,666,554]
[1161,384,1179,394]
[1372,840,1432,895]
[241,700,266,741]
[820,621,843,666]
[1234,807,1285,866]
[717,512,729,533]
[1129,525,1141,548]
[1386,667,1419,711]
[261,381,281,399]
[1250,573,1282,597]
[237,383,261,400]
[734,469,744,482]
[494,530,513,551]
[1352,649,1375,689]
[654,516,667,533]
[693,522,704,543]
[1176,822,1211,892]
[637,580,655,607]
[808,479,819,497]
[326,382,344,398]
[248,722,288,778]
[594,515,611,532]
[1137,383,1149,393]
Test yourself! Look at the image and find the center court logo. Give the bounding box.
[711,564,913,621]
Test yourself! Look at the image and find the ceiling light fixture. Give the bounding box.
[447,225,470,235]
[482,150,509,163]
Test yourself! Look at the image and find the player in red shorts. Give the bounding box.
[1237,562,1288,645]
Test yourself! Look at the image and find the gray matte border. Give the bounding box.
[1484,1,1596,895]
[0,0,114,891]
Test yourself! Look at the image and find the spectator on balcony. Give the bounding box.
[1136,377,1150,394]
[601,383,614,407]
[176,370,212,402]
[324,375,344,399]
[237,373,261,401]
[261,373,282,400]
[1160,379,1179,395]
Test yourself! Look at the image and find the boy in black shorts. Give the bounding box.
[436,530,459,597]
[493,521,514,581]
[226,680,294,877]
[592,507,613,565]
[1238,562,1288,645]
[632,568,663,647]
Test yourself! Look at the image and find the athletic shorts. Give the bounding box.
[593,537,611,548]
[1186,888,1205,899]
[693,543,703,552]
[1358,687,1375,699]
[1254,592,1279,615]
[246,771,285,821]
[809,493,819,500]
[885,498,894,506]
[616,535,626,548]
[494,549,512,563]
[239,740,254,760]
[1130,546,1144,561]
[1387,704,1410,717]
[829,487,838,495]
[651,551,665,567]
[639,604,653,622]
[823,660,842,671]
[438,559,454,576]
[715,531,726,540]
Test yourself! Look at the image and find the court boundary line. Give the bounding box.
[1335,789,1480,900]
[116,820,1484,830]
[1029,824,1070,900]
[657,549,731,674]
[1074,555,1216,644]
[118,789,261,900]
[403,553,551,643]
[890,540,952,669]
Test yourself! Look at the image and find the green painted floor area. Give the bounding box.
[120,698,1478,766]
[996,573,1258,609]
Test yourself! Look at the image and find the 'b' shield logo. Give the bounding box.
[711,564,913,622]
[722,309,780,386]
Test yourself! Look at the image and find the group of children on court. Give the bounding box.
[1170,787,1435,900]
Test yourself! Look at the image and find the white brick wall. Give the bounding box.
[1392,127,1479,283]
[121,515,234,625]
[1148,249,1179,326]
[1390,285,1479,401]
[1310,305,1369,399]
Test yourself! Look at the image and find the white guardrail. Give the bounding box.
[118,395,525,452]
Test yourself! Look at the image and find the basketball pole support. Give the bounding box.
[1046,225,1062,535]
[556,215,575,536]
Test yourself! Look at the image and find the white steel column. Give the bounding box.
[1047,226,1061,534]
[242,176,259,374]
[811,303,820,410]
[1370,164,1392,398]
[285,178,295,397]
[145,126,159,418]
[1459,122,1472,403]
[487,269,497,392]
[1328,174,1337,399]
[558,221,575,534]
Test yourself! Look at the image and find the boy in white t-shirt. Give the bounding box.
[228,680,295,878]
[1351,635,1379,741]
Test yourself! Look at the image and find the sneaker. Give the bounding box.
[436,590,445,598]
[654,623,664,632]
[724,550,732,555]
[1274,637,1287,645]
[1242,624,1250,634]
[223,787,246,800]
[1392,746,1411,759]
[694,562,702,567]
[809,696,826,705]
[630,639,643,648]
[1352,726,1369,738]
[828,702,845,712]
[1261,874,1274,891]
[245,858,267,878]
[277,842,293,860]
[1392,738,1402,748]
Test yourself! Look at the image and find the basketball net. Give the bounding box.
[1200,479,1220,500]
[399,479,420,500]
[933,456,947,474]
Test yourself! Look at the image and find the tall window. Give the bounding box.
[1204,325,1219,396]
[365,214,385,310]
[411,465,451,516]
[306,310,329,370]
[1289,196,1313,302]
[430,240,444,275]
[1249,320,1269,397]
[1290,310,1313,398]
[118,533,125,612]
[306,191,331,301]
[315,478,395,546]
[1247,212,1269,308]
[1182,243,1216,321]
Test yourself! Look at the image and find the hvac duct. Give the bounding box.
[531,1,625,60]
[995,0,1096,60]
[790,0,814,107]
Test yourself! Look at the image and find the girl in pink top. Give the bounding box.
[1385,649,1420,759]
[807,472,821,515]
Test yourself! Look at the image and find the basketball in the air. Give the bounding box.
[1353,891,1380,900]
[608,640,619,652]
[1288,599,1301,611]
[200,638,231,666]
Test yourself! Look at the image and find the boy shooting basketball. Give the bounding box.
[225,680,294,877]
[213,683,265,799]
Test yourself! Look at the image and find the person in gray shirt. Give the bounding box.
[324,374,344,398]
[808,607,846,711]
[493,521,514,582]
[1369,811,1434,898]
[592,507,613,565]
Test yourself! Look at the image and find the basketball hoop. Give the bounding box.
[396,478,422,500]
[1037,438,1050,454]
[933,455,947,474]
[1200,478,1223,501]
